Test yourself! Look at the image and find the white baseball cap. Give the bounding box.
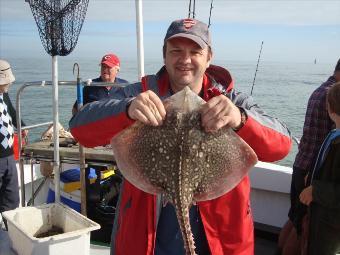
[0,59,15,85]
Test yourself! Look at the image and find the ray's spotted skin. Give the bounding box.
[111,87,258,255]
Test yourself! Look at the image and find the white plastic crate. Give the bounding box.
[2,203,100,255]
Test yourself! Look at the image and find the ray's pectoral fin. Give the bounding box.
[110,121,165,195]
[193,128,257,202]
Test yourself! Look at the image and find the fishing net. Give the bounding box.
[26,0,89,56]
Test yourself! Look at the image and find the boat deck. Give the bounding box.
[22,139,115,165]
[0,228,279,255]
[0,228,112,255]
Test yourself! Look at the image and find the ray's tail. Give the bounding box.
[175,203,197,255]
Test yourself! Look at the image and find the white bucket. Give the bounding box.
[2,203,100,255]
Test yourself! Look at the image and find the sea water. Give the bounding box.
[6,56,335,167]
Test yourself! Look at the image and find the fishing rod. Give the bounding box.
[248,42,301,145]
[187,0,214,28]
[208,0,214,27]
[250,41,264,96]
[188,0,196,18]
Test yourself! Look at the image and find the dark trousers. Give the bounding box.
[0,155,19,213]
[288,166,308,233]
[0,155,19,229]
[308,205,340,255]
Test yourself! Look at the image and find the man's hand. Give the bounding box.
[200,95,242,132]
[127,90,166,126]
[20,129,29,144]
[22,129,29,139]
[299,185,313,206]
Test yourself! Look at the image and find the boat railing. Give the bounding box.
[15,80,299,209]
[15,80,126,207]
[292,135,300,146]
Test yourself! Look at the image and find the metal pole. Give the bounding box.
[16,87,25,206]
[30,155,34,206]
[74,63,87,216]
[52,56,60,203]
[135,0,145,80]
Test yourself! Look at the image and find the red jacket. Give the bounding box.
[70,65,292,255]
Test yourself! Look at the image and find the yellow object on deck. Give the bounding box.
[61,169,115,193]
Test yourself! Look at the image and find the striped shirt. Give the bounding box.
[293,76,336,174]
[0,93,15,158]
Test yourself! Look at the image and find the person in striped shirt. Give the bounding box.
[0,59,27,229]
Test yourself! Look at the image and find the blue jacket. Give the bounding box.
[83,77,129,104]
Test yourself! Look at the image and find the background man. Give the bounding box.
[72,53,128,115]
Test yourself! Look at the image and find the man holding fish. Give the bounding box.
[70,18,292,255]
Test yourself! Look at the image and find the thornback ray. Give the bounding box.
[111,86,258,255]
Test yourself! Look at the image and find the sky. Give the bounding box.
[0,0,340,64]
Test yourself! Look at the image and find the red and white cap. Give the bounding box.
[101,53,120,68]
